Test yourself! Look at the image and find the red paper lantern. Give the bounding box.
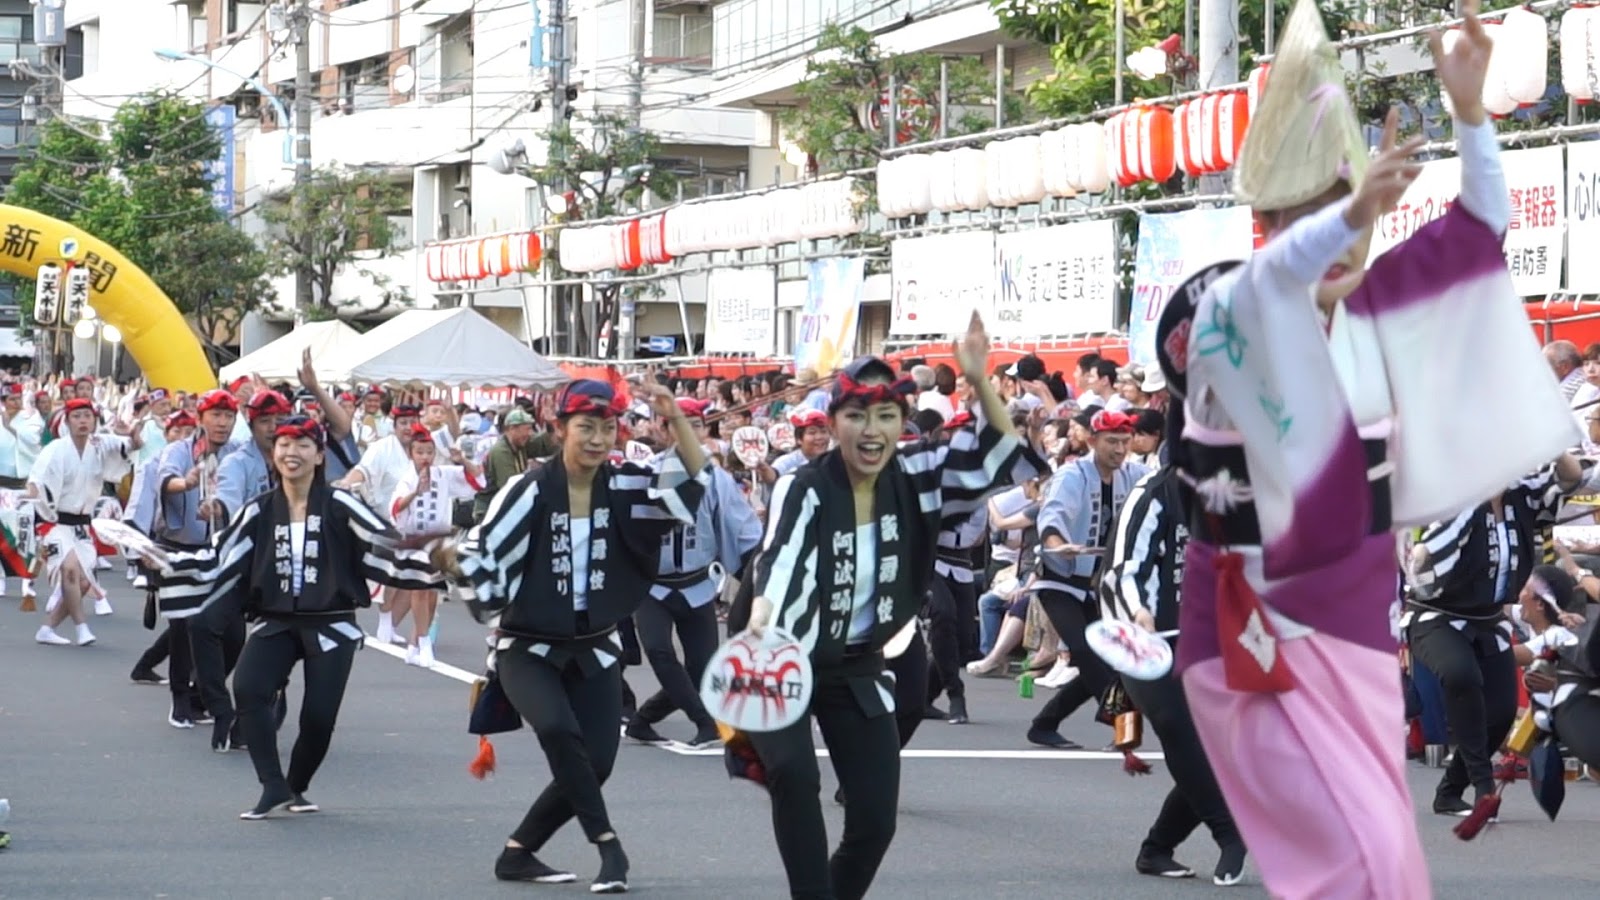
[1247,64,1270,116]
[640,214,671,265]
[1106,112,1138,188]
[1213,92,1250,171]
[510,232,542,271]
[425,244,444,282]
[1135,106,1176,183]
[1175,100,1204,177]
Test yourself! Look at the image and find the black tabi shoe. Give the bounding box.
[1135,852,1196,879]
[946,696,969,724]
[287,793,320,814]
[167,702,195,730]
[130,666,167,686]
[1432,793,1472,817]
[211,715,235,753]
[495,846,577,884]
[687,725,723,749]
[239,784,293,821]
[1025,727,1081,749]
[592,838,630,894]
[1213,843,1247,887]
[623,719,671,746]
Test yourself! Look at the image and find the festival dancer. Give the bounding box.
[1027,409,1149,749]
[389,422,482,668]
[28,397,142,647]
[125,410,197,685]
[437,379,708,893]
[1100,462,1245,884]
[743,313,1039,900]
[340,401,426,644]
[625,397,763,748]
[155,416,442,819]
[1161,1,1579,895]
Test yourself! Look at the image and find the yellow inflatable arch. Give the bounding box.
[0,205,215,393]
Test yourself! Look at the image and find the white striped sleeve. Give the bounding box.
[157,501,262,619]
[333,490,445,591]
[756,474,822,654]
[1414,509,1475,594]
[614,454,711,527]
[1113,475,1164,617]
[457,473,538,611]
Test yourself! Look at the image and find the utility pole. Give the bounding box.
[617,0,645,361]
[550,0,577,355]
[291,0,314,323]
[1196,0,1239,196]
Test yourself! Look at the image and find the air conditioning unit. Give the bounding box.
[452,166,471,191]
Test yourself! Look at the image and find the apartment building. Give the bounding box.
[58,0,760,354]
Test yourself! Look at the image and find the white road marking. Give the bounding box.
[369,631,1159,762]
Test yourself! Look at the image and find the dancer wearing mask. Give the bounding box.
[743,314,1039,900]
[156,416,441,819]
[437,380,708,893]
[1162,2,1578,895]
[625,397,763,748]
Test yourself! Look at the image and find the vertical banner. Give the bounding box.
[796,258,865,375]
[1128,206,1254,366]
[1569,142,1600,292]
[890,231,995,335]
[993,220,1118,337]
[1369,147,1563,296]
[704,267,777,354]
[204,105,237,215]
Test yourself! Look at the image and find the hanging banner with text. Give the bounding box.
[1128,206,1254,366]
[704,267,777,355]
[890,231,995,335]
[992,220,1119,337]
[795,258,865,376]
[1568,142,1600,293]
[1368,146,1563,296]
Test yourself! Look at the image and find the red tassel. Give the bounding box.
[1452,791,1502,841]
[1214,552,1295,694]
[1122,749,1153,776]
[469,735,497,780]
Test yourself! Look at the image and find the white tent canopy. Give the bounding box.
[220,320,363,383]
[321,307,569,389]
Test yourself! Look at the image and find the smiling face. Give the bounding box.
[1091,431,1131,470]
[799,423,830,458]
[559,413,617,474]
[1260,182,1369,310]
[830,398,904,483]
[273,434,324,484]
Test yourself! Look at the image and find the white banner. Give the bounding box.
[704,267,777,354]
[890,231,995,335]
[1569,142,1600,292]
[1128,206,1255,366]
[993,221,1118,337]
[1369,147,1563,296]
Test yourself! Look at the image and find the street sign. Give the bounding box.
[33,264,61,326]
[204,106,237,215]
[646,335,676,354]
[65,265,90,323]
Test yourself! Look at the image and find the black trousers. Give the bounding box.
[1408,617,1518,798]
[1032,590,1113,733]
[167,619,195,709]
[191,603,246,725]
[1120,666,1242,858]
[498,647,624,847]
[1553,694,1600,771]
[635,595,720,730]
[136,628,170,672]
[890,629,929,750]
[925,574,976,704]
[232,630,358,794]
[749,661,900,900]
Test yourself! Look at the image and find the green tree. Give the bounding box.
[4,93,274,364]
[526,112,681,220]
[779,24,1028,175]
[258,167,412,316]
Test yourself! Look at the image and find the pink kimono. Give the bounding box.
[1175,119,1578,899]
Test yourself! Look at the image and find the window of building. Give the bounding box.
[0,13,31,70]
[417,14,474,102]
[650,9,711,66]
[339,55,390,114]
[226,2,267,37]
[64,21,99,81]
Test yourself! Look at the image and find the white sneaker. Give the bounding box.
[94,597,113,616]
[126,564,137,582]
[45,588,62,613]
[1037,660,1079,689]
[132,574,148,589]
[35,626,70,646]
[95,558,111,571]
[22,582,36,600]
[417,637,436,669]
[75,623,96,646]
[375,614,395,645]
[405,644,421,666]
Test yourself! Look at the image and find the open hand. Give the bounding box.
[953,310,990,378]
[298,348,321,391]
[1428,0,1491,126]
[642,384,680,420]
[1346,108,1424,230]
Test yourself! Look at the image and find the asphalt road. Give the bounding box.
[3,579,1600,899]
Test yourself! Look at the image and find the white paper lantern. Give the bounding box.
[984,142,1011,207]
[927,150,957,213]
[901,154,933,214]
[875,158,900,218]
[951,146,988,210]
[1011,135,1046,205]
[1501,7,1549,106]
[1482,23,1518,117]
[771,188,803,244]
[1561,7,1600,102]
[1247,64,1270,117]
[1077,123,1109,194]
[1040,128,1072,197]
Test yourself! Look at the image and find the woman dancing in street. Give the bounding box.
[156,416,443,820]
[438,380,708,894]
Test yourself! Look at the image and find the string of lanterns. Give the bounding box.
[424,231,542,283]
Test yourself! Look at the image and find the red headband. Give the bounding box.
[409,422,434,443]
[274,416,325,447]
[1090,410,1137,435]
[227,376,250,393]
[674,398,710,419]
[558,380,628,419]
[63,397,95,414]
[790,409,827,430]
[392,404,422,419]
[165,410,197,429]
[247,390,293,420]
[830,373,916,411]
[944,410,974,430]
[197,390,240,414]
